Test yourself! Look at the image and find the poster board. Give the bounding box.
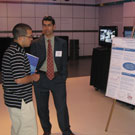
[106,37,135,105]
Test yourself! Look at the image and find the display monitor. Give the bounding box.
[123,26,135,38]
[99,26,118,47]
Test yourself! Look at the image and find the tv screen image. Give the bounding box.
[99,26,118,47]
[100,29,116,43]
[124,26,135,38]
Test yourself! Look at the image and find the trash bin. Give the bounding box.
[70,40,79,60]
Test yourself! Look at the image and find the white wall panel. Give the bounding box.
[22,17,35,30]
[61,18,72,30]
[73,6,84,18]
[123,2,135,17]
[61,32,73,40]
[85,19,95,30]
[123,18,135,26]
[73,33,84,44]
[7,18,21,31]
[85,7,95,18]
[0,4,7,17]
[95,7,99,19]
[22,4,35,17]
[73,19,84,30]
[54,32,61,36]
[48,5,60,17]
[84,33,95,44]
[95,19,99,30]
[94,32,98,44]
[54,18,61,30]
[84,44,94,55]
[7,4,21,17]
[61,6,73,18]
[112,5,123,22]
[79,44,84,56]
[35,5,48,17]
[95,0,101,4]
[0,18,8,31]
[35,17,42,30]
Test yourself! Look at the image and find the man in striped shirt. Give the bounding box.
[2,23,40,135]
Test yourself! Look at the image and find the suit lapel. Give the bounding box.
[54,37,57,58]
[40,36,46,59]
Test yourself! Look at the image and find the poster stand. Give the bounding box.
[105,26,135,132]
[105,99,116,132]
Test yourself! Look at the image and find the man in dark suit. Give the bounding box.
[30,16,74,135]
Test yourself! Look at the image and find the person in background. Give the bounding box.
[30,16,75,135]
[2,23,40,135]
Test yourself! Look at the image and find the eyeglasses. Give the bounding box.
[24,35,33,39]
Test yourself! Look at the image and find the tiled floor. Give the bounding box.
[67,57,91,78]
[0,76,135,135]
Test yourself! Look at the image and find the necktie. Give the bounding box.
[46,40,54,80]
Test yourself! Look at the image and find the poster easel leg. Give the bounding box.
[105,99,116,132]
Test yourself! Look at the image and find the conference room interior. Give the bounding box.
[1,0,135,135]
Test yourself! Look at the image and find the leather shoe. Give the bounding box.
[63,133,75,135]
[43,131,51,135]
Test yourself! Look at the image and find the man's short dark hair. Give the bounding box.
[12,23,32,40]
[42,16,55,25]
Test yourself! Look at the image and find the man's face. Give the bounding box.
[22,29,33,47]
[42,21,55,37]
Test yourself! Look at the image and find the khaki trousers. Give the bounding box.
[8,100,37,135]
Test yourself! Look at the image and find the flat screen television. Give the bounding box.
[99,26,118,47]
[123,26,135,38]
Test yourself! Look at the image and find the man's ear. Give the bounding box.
[53,25,56,30]
[18,36,25,46]
[17,36,22,42]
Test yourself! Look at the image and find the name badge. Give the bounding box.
[55,51,62,57]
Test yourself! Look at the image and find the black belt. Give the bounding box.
[38,70,59,76]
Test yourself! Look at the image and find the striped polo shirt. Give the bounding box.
[2,42,32,109]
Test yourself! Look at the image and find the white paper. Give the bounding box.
[106,37,135,105]
[55,51,62,57]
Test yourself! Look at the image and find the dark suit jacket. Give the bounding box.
[30,35,68,80]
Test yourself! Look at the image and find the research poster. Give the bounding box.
[106,37,135,105]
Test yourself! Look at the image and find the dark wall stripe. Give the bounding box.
[0,30,98,34]
[0,1,95,7]
[0,0,134,7]
[96,0,134,7]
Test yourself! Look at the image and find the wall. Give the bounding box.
[99,4,123,36]
[98,0,124,37]
[1,0,133,56]
[123,2,135,27]
[0,0,99,56]
[98,0,135,37]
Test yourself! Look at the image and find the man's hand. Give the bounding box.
[32,73,40,82]
[15,73,40,84]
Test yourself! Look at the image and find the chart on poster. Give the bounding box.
[106,37,135,105]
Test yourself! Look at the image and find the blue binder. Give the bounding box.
[26,53,39,74]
